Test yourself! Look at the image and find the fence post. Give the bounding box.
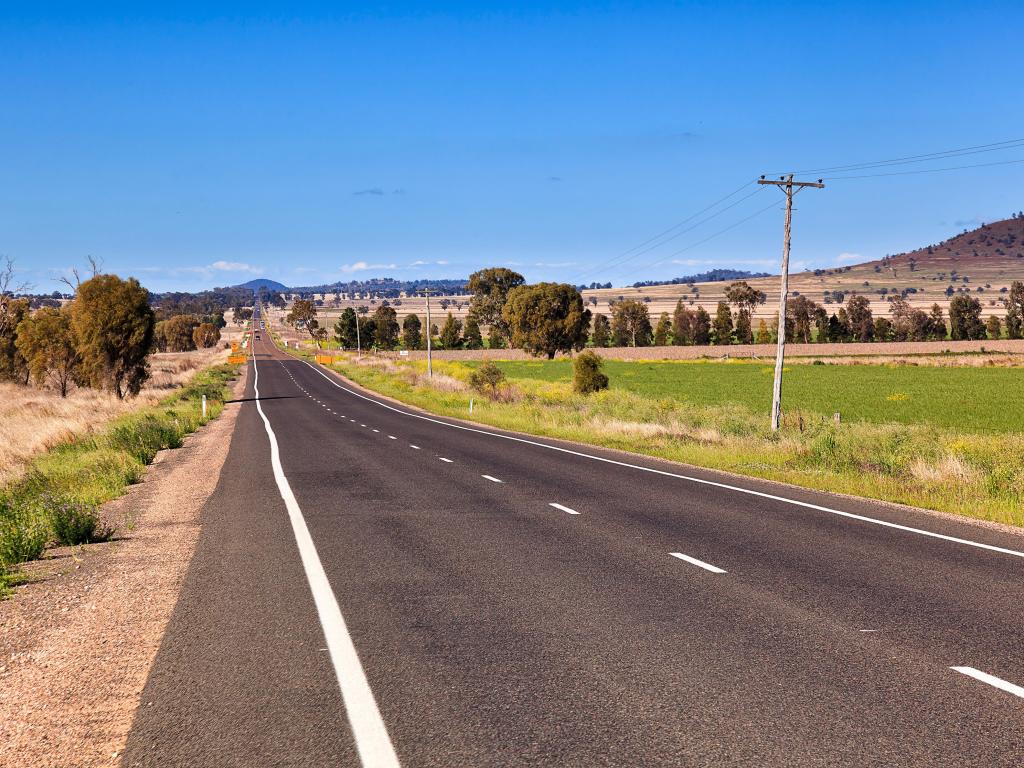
[202,394,207,419]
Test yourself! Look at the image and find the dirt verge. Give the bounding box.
[0,369,248,768]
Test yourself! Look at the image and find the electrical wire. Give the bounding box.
[774,137,1024,175]
[822,156,1024,180]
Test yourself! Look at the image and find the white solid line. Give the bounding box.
[252,352,400,767]
[409,444,421,450]
[438,457,454,463]
[300,360,1024,562]
[481,474,503,483]
[670,552,727,574]
[549,502,580,515]
[951,667,1024,699]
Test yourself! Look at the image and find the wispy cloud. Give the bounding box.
[133,261,263,277]
[836,252,863,264]
[353,187,385,196]
[339,261,398,273]
[533,261,576,268]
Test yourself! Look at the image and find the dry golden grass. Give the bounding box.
[0,347,226,485]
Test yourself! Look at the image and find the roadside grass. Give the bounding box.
[0,364,238,597]
[286,347,1023,527]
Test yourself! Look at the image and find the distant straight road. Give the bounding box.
[124,310,1024,767]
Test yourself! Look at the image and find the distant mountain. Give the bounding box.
[236,278,289,292]
[631,269,771,288]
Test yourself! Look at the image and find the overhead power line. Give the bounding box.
[775,137,1024,175]
[821,156,1024,180]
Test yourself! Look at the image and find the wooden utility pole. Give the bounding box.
[420,288,436,378]
[757,174,824,431]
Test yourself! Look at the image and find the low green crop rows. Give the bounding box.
[0,364,238,597]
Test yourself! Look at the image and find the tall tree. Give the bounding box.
[711,302,733,345]
[192,322,221,349]
[0,295,30,383]
[845,295,874,342]
[788,296,821,343]
[927,303,947,340]
[591,313,611,347]
[401,313,422,349]
[1005,281,1024,339]
[71,274,154,399]
[724,281,766,344]
[287,298,320,344]
[463,316,483,349]
[610,299,652,347]
[949,295,986,340]
[14,306,81,396]
[692,306,712,345]
[467,267,525,340]
[334,308,358,348]
[162,315,199,352]
[502,282,591,359]
[439,312,463,349]
[653,312,671,346]
[372,305,399,349]
[672,301,694,345]
[986,314,1002,340]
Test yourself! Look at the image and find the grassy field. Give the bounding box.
[0,364,239,596]
[286,345,1023,528]
[461,359,1024,433]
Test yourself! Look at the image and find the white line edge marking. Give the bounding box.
[482,474,503,483]
[388,435,397,440]
[252,353,400,767]
[299,359,1024,561]
[409,444,420,450]
[439,457,454,463]
[670,552,727,574]
[549,502,580,515]
[951,667,1024,699]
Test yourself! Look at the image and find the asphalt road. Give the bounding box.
[124,312,1024,767]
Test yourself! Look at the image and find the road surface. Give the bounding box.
[124,310,1024,766]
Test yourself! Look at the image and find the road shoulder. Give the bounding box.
[0,368,248,768]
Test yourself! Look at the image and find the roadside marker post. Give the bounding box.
[202,395,207,419]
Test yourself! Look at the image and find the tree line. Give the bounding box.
[281,269,1024,357]
[0,264,233,398]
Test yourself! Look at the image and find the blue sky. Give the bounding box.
[3,1,1023,293]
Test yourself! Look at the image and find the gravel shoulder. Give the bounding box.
[0,369,248,768]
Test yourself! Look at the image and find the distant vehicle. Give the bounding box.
[255,332,261,340]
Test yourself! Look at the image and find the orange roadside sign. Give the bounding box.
[231,341,239,353]
[228,354,247,364]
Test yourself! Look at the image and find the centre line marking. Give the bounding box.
[482,474,503,483]
[549,502,580,515]
[670,552,727,574]
[439,457,453,463]
[951,667,1024,699]
[299,360,1024,562]
[251,351,400,767]
[388,435,397,440]
[409,444,421,450]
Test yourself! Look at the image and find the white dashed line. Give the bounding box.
[951,667,1024,699]
[372,429,380,433]
[409,444,421,450]
[669,552,727,574]
[549,502,580,515]
[481,474,503,483]
[438,457,453,463]
[388,435,397,440]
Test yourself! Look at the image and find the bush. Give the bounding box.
[0,497,49,566]
[469,361,506,398]
[573,351,609,394]
[49,495,111,545]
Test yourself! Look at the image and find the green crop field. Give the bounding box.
[464,359,1024,433]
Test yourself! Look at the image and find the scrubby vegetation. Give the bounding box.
[0,364,237,597]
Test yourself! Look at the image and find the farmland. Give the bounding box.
[462,358,1024,433]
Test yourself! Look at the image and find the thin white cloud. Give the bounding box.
[836,252,863,264]
[209,260,263,274]
[533,261,576,267]
[339,261,398,273]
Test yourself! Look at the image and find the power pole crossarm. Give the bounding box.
[757,174,825,431]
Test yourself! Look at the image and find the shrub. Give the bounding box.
[0,496,49,566]
[469,361,506,398]
[573,351,609,394]
[49,495,111,545]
